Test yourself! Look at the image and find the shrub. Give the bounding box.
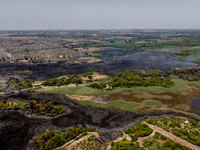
[134,123,153,137]
[129,134,138,142]
[146,119,156,125]
[111,138,145,150]
[88,82,107,90]
[88,75,93,79]
[162,140,192,150]
[189,120,198,126]
[143,137,161,150]
[81,72,93,77]
[125,127,136,134]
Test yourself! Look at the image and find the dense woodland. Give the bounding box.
[89,70,175,89]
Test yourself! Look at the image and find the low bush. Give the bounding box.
[153,132,168,141]
[88,82,107,90]
[129,134,138,142]
[161,140,192,150]
[125,127,136,134]
[143,137,161,150]
[81,72,93,77]
[75,132,88,140]
[111,138,145,150]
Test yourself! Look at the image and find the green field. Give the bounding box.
[34,74,200,113]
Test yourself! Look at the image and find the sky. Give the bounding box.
[0,0,200,30]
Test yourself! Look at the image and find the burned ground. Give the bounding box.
[0,50,196,81]
[0,92,199,150]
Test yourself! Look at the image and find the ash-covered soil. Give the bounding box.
[0,50,196,80]
[0,92,198,150]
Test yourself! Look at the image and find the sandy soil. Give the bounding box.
[66,94,106,103]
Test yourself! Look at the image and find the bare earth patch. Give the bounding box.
[66,94,106,103]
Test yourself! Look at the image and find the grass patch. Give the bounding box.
[12,70,29,75]
[142,100,166,108]
[74,100,141,112]
[36,86,113,96]
[35,74,200,112]
[0,98,28,110]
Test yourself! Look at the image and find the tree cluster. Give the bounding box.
[24,100,66,116]
[125,123,153,137]
[42,76,83,86]
[11,77,33,88]
[88,82,107,90]
[111,71,174,88]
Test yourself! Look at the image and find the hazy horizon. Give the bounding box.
[1,0,200,30]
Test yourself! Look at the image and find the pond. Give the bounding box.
[188,98,200,116]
